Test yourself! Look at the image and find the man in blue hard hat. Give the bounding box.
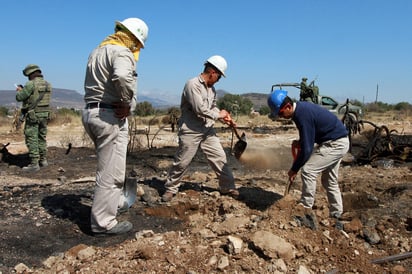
[268,89,349,223]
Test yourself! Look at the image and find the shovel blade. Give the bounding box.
[123,177,138,207]
[233,132,247,159]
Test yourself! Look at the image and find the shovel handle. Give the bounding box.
[231,125,242,140]
[284,177,294,196]
[227,120,242,140]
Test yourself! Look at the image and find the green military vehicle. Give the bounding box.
[271,78,363,119]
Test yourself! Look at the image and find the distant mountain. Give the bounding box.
[0,88,85,109]
[0,89,177,110]
[241,92,269,110]
[0,88,268,110]
[137,94,178,109]
[216,89,229,99]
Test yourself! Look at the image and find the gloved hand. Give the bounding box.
[113,102,131,120]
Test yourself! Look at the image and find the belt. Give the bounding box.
[86,102,115,109]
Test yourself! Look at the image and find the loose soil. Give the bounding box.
[0,117,411,273]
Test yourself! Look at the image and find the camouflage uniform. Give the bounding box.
[16,65,52,171]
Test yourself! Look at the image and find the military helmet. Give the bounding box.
[23,64,41,76]
[302,77,307,81]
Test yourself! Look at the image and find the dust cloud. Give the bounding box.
[238,145,292,171]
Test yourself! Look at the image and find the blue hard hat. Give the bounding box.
[267,89,288,116]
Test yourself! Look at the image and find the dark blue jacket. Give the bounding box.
[291,101,348,172]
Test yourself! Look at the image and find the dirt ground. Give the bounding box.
[0,115,411,274]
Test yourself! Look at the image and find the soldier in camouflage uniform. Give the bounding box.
[300,77,319,103]
[16,64,52,172]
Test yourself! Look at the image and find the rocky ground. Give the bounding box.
[0,116,411,274]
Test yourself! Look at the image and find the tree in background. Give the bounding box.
[0,106,9,117]
[134,101,155,116]
[217,94,254,116]
[394,102,412,112]
[259,105,271,115]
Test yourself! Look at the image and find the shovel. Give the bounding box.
[284,140,300,196]
[230,123,247,159]
[123,177,138,208]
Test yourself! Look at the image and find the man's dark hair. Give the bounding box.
[280,96,293,110]
[203,63,219,74]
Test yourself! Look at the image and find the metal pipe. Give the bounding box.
[371,251,412,264]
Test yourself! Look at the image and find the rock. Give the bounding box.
[212,216,250,235]
[42,255,58,268]
[362,228,381,244]
[65,244,89,259]
[217,256,229,270]
[297,265,311,274]
[196,228,216,239]
[250,230,295,260]
[207,255,218,266]
[12,186,22,193]
[273,258,287,272]
[135,229,155,239]
[14,263,30,273]
[344,218,363,233]
[77,246,96,261]
[227,235,243,254]
[136,185,145,196]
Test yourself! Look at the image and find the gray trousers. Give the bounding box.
[165,127,235,194]
[300,137,349,217]
[82,108,128,233]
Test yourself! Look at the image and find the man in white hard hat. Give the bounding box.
[82,17,148,236]
[162,55,239,202]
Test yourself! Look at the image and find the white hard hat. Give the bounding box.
[205,55,227,77]
[115,18,149,48]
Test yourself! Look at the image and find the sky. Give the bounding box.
[1,0,411,105]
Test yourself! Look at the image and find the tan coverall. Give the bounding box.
[82,44,136,233]
[164,75,235,194]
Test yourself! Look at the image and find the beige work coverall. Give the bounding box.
[82,44,136,233]
[164,75,235,194]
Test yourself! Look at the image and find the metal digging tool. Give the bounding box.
[284,140,300,196]
[123,177,138,207]
[230,124,247,159]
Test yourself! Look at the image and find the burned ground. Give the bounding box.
[0,121,411,273]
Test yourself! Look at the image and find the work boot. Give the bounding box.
[22,163,40,172]
[39,159,48,167]
[94,221,133,237]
